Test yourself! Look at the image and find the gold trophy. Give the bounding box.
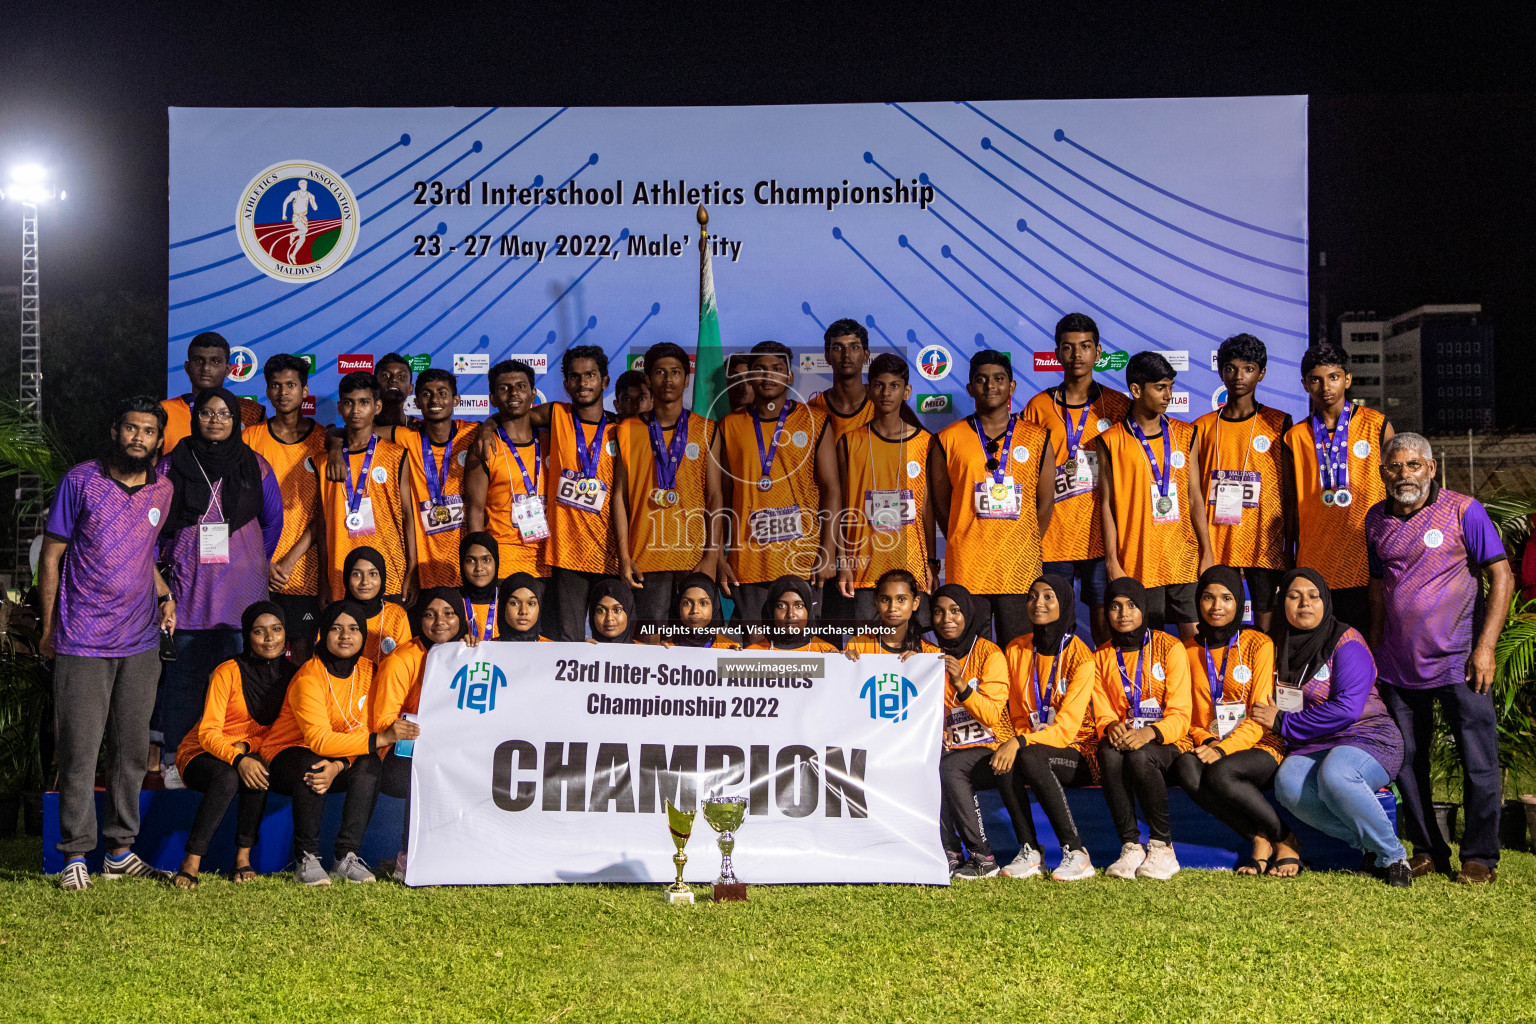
[701,794,749,901]
[664,800,696,904]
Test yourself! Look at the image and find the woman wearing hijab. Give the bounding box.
[994,575,1100,881]
[261,600,415,886]
[847,570,938,657]
[663,572,740,649]
[495,572,553,643]
[343,546,412,663]
[372,587,468,878]
[1090,577,1193,881]
[587,578,638,644]
[1252,568,1411,886]
[1173,566,1295,876]
[459,532,501,642]
[926,583,1018,880]
[170,601,294,887]
[156,386,284,785]
[745,576,839,652]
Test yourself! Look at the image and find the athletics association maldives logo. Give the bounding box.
[916,345,951,382]
[226,346,257,384]
[236,160,360,283]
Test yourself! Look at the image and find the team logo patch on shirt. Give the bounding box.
[606,440,618,456]
[1315,664,1331,682]
[148,507,161,526]
[1352,440,1371,458]
[371,466,388,483]
[686,442,701,460]
[1232,664,1252,683]
[1170,450,1186,469]
[457,450,468,466]
[1012,445,1029,463]
[906,460,922,479]
[304,457,316,472]
[792,430,808,448]
[1252,435,1271,454]
[1423,528,1445,549]
[236,160,360,283]
[1096,417,1111,432]
[1152,662,1166,681]
[381,637,397,654]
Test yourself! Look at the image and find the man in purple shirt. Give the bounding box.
[39,397,178,890]
[1366,432,1513,884]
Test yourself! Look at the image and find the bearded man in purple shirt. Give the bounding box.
[39,397,178,890]
[1366,432,1513,884]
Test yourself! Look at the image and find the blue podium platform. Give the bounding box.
[43,785,1394,877]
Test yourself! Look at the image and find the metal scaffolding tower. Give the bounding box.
[13,202,44,589]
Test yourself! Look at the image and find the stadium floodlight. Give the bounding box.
[1,164,62,204]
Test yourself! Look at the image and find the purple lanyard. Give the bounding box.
[973,414,1017,485]
[1127,415,1172,499]
[420,430,451,507]
[754,402,791,483]
[1310,402,1353,492]
[571,407,607,480]
[647,410,690,491]
[344,435,378,515]
[463,597,493,641]
[1056,390,1090,460]
[1202,634,1241,704]
[1031,635,1069,712]
[497,424,540,494]
[1116,632,1149,712]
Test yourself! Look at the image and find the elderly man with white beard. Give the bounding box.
[1364,432,1513,884]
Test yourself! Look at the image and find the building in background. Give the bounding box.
[1382,304,1493,434]
[1338,311,1385,410]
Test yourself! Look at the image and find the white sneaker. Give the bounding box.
[1001,845,1043,879]
[161,764,186,790]
[1051,847,1096,881]
[1105,842,1147,879]
[1136,839,1181,880]
[332,851,376,884]
[60,860,92,891]
[294,852,331,886]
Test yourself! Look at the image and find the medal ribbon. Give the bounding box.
[1056,389,1091,460]
[754,402,791,484]
[463,597,493,642]
[647,410,690,492]
[497,424,540,494]
[420,430,451,508]
[1031,634,1070,715]
[1202,633,1241,704]
[1310,401,1353,493]
[973,413,1018,486]
[572,408,607,480]
[1128,415,1172,499]
[1116,631,1149,718]
[344,435,379,516]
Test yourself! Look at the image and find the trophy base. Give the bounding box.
[664,889,695,904]
[712,882,748,902]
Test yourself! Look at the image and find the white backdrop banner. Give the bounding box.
[403,642,947,886]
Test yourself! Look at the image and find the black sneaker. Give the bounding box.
[952,855,1000,880]
[1358,852,1386,880]
[1385,860,1414,888]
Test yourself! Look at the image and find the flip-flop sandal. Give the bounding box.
[1234,855,1266,876]
[231,867,258,883]
[172,870,199,890]
[1266,857,1304,878]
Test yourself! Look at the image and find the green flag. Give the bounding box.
[691,213,725,416]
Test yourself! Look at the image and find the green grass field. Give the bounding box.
[3,836,1535,1023]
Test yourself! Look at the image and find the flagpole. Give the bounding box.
[692,204,726,417]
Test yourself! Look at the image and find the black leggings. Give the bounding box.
[182,752,268,856]
[938,746,1031,859]
[1172,748,1285,843]
[1012,743,1096,851]
[1098,741,1181,844]
[267,746,381,860]
[380,752,412,851]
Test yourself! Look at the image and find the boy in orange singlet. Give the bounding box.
[463,359,549,584]
[162,332,265,453]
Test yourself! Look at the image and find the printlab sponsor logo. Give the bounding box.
[451,662,507,713]
[1210,349,1221,372]
[1168,391,1190,414]
[860,672,918,722]
[1164,350,1190,372]
[1032,352,1063,372]
[916,345,951,381]
[454,353,491,374]
[236,160,359,283]
[404,394,491,417]
[916,394,952,414]
[338,353,374,374]
[515,353,549,375]
[226,346,257,384]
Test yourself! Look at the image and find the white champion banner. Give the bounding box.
[403,641,946,886]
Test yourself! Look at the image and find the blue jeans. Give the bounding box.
[154,628,243,768]
[1274,745,1407,868]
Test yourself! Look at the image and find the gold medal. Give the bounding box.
[990,482,1009,502]
[429,504,452,525]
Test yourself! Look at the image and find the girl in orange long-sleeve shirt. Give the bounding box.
[262,600,417,885]
[495,572,556,643]
[993,575,1100,881]
[661,573,741,650]
[1171,565,1299,875]
[744,577,840,652]
[344,546,412,661]
[1092,577,1193,881]
[372,587,468,880]
[172,601,295,888]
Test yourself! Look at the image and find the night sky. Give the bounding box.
[2,2,1532,424]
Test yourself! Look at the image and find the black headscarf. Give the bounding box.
[412,586,467,650]
[459,531,500,605]
[669,572,724,648]
[342,546,387,618]
[761,576,816,649]
[1270,567,1350,685]
[1195,565,1246,648]
[495,573,544,642]
[1030,574,1077,654]
[237,600,295,727]
[162,386,264,537]
[930,583,983,657]
[588,577,636,644]
[1105,577,1149,652]
[316,600,369,678]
